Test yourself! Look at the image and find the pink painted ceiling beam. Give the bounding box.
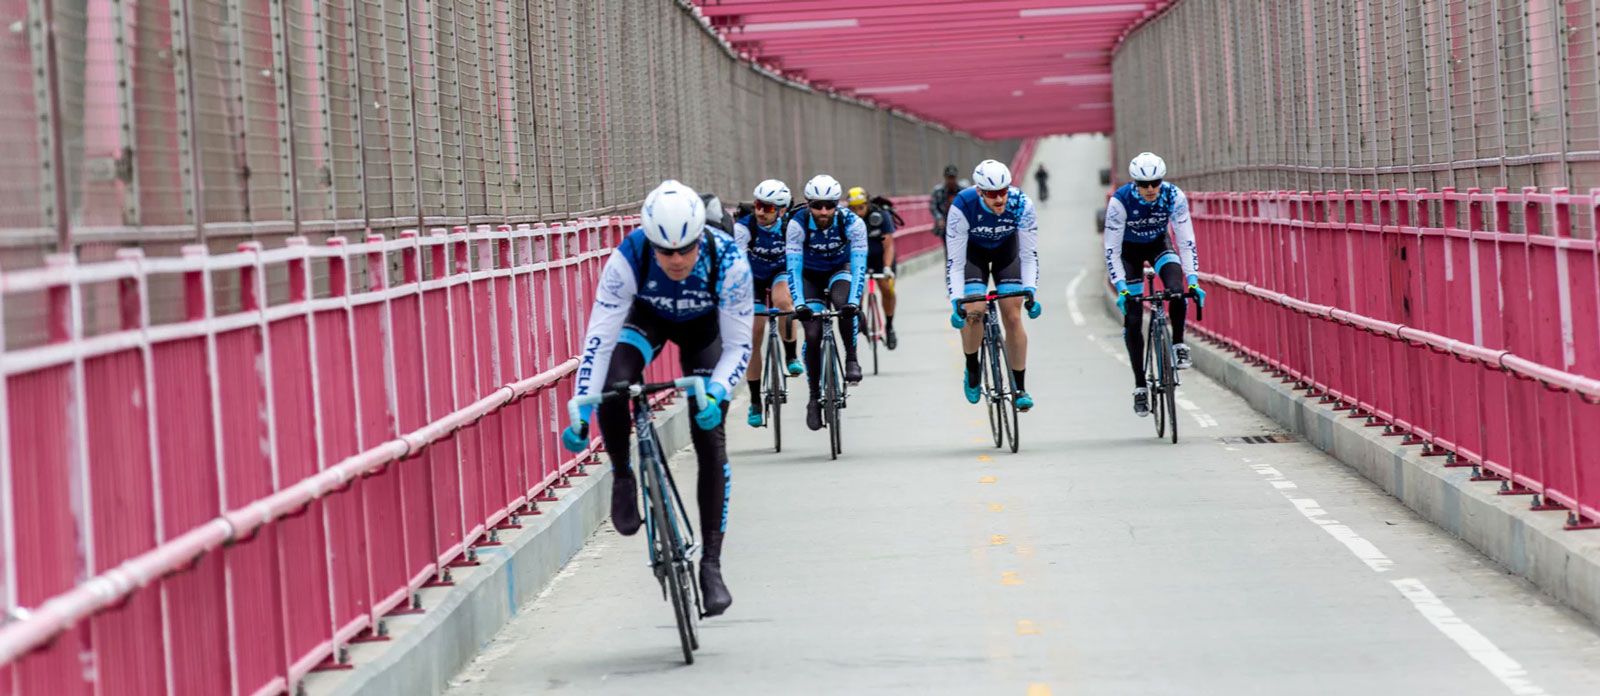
[692,0,1172,137]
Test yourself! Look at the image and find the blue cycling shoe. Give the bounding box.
[747,403,765,428]
[1015,392,1035,412]
[963,370,982,404]
[786,359,804,377]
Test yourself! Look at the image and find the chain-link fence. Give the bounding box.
[3,0,1011,268]
[1113,0,1600,196]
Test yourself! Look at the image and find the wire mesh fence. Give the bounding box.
[1113,0,1600,196]
[4,0,1010,268]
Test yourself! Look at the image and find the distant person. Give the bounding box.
[1034,165,1050,203]
[929,165,962,239]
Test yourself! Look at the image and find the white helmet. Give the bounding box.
[1128,152,1167,182]
[640,180,706,250]
[973,160,1012,191]
[804,174,842,202]
[753,179,791,207]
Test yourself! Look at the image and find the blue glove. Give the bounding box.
[949,300,966,329]
[694,384,726,430]
[1187,275,1206,306]
[561,422,589,453]
[1024,289,1042,319]
[1114,281,1131,315]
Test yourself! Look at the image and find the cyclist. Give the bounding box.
[734,179,804,428]
[787,173,866,431]
[946,159,1042,411]
[1104,152,1204,417]
[847,186,899,349]
[560,180,754,616]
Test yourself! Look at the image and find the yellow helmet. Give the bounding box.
[846,186,869,206]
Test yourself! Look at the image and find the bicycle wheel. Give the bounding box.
[647,456,696,664]
[867,293,882,376]
[824,339,842,459]
[1163,331,1180,445]
[1147,318,1168,439]
[981,336,1002,447]
[764,329,784,452]
[995,326,1019,453]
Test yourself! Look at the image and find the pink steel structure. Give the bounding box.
[1188,187,1600,527]
[694,0,1177,140]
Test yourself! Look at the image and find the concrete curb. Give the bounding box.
[1095,287,1600,627]
[307,401,695,696]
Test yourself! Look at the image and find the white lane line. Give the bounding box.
[1392,579,1550,696]
[1244,456,1549,696]
[1065,268,1088,326]
[1175,396,1219,428]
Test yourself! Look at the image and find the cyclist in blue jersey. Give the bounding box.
[734,179,803,428]
[560,180,754,616]
[1104,152,1205,417]
[787,174,867,431]
[947,160,1042,411]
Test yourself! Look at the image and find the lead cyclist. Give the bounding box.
[1103,152,1206,417]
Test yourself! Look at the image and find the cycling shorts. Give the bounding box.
[1120,238,1181,293]
[962,233,1023,297]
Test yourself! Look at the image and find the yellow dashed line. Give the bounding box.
[1001,571,1024,586]
[979,475,997,484]
[977,454,992,462]
[989,503,1005,512]
[1027,684,1052,696]
[1016,619,1040,636]
[990,534,1008,545]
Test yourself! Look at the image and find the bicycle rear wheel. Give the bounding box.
[647,456,696,664]
[1164,334,1180,444]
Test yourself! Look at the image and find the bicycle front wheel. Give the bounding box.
[867,293,882,376]
[1147,318,1168,439]
[824,341,842,459]
[981,337,1002,447]
[996,329,1019,453]
[1164,333,1180,444]
[647,457,697,664]
[765,330,784,452]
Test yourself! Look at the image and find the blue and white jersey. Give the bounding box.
[1103,182,1199,286]
[943,186,1040,302]
[573,228,755,420]
[732,213,787,281]
[785,207,868,304]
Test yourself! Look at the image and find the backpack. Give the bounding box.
[870,195,905,226]
[634,232,721,310]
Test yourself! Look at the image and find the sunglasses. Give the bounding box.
[652,243,698,258]
[808,200,838,211]
[980,188,1009,200]
[754,201,778,213]
[1136,180,1163,190]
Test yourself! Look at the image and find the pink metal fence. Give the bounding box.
[1189,187,1600,527]
[0,216,689,695]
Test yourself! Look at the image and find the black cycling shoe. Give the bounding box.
[806,399,823,431]
[699,531,732,616]
[885,325,898,350]
[845,359,863,384]
[610,472,642,535]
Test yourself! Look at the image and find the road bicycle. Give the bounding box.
[568,377,709,664]
[959,290,1032,453]
[808,308,853,459]
[1133,269,1202,444]
[861,272,893,375]
[759,308,794,452]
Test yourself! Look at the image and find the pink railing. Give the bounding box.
[0,217,698,695]
[1190,188,1600,527]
